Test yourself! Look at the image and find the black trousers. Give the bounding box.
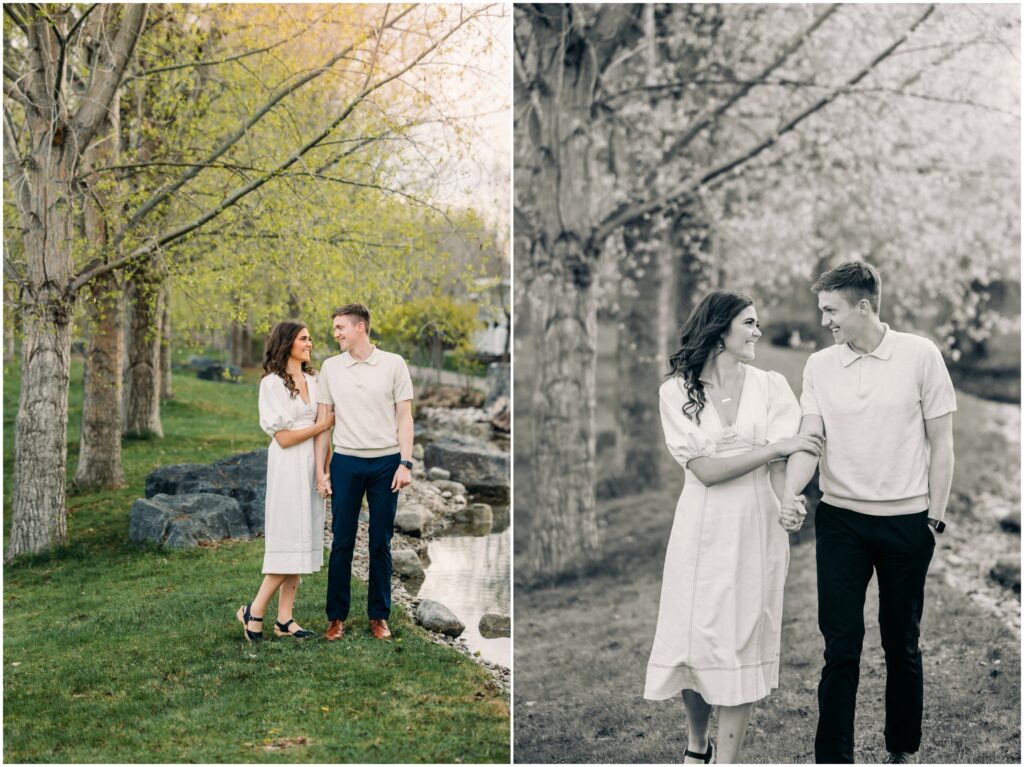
[325,452,401,622]
[814,501,935,764]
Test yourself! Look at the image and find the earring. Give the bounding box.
[716,340,725,352]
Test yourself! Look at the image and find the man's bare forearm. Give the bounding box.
[397,402,413,461]
[925,413,955,522]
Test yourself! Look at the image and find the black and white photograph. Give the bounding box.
[513,3,1020,764]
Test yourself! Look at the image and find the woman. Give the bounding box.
[237,321,335,641]
[644,291,823,763]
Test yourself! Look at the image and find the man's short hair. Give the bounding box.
[332,303,371,333]
[812,261,882,313]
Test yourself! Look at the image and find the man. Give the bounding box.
[780,262,956,764]
[314,304,415,641]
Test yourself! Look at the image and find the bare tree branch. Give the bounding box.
[52,3,98,107]
[592,4,937,247]
[123,10,328,83]
[2,109,31,217]
[109,4,417,250]
[10,4,54,110]
[73,6,485,291]
[71,4,148,152]
[661,4,840,165]
[3,76,35,112]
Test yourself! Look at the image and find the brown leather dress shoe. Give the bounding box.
[325,619,344,641]
[369,619,392,640]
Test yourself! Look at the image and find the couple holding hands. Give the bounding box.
[645,262,956,764]
[236,303,415,643]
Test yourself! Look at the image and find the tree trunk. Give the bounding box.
[160,288,172,400]
[240,319,254,367]
[75,272,126,487]
[6,5,148,558]
[671,204,716,325]
[616,218,673,488]
[514,4,642,579]
[7,153,76,558]
[524,249,600,576]
[75,92,126,488]
[123,267,164,438]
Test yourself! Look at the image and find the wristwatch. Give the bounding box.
[399,459,414,470]
[927,518,945,534]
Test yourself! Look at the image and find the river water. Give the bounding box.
[414,407,511,667]
[416,506,511,666]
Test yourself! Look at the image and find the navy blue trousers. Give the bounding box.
[814,502,935,763]
[325,452,400,621]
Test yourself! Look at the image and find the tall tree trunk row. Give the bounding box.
[123,268,165,438]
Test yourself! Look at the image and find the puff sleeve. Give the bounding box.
[765,370,801,443]
[660,378,716,468]
[259,375,295,438]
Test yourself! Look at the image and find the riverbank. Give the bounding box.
[3,361,509,763]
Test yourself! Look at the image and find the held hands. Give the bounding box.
[391,464,412,493]
[779,495,807,533]
[316,472,332,499]
[775,432,824,459]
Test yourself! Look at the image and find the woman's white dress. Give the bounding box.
[644,364,800,706]
[258,372,324,574]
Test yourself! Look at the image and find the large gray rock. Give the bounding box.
[415,599,465,637]
[394,505,433,537]
[129,493,252,549]
[990,556,1021,592]
[423,436,509,503]
[453,503,493,534]
[145,450,268,534]
[479,612,510,638]
[392,549,425,580]
[427,467,451,481]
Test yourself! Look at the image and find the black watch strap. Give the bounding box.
[927,518,945,534]
[399,459,413,470]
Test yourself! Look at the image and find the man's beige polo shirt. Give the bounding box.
[800,325,957,516]
[317,346,414,458]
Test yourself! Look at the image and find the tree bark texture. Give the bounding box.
[5,3,148,559]
[76,92,126,488]
[123,266,164,438]
[525,249,600,576]
[8,152,76,558]
[76,271,126,487]
[515,4,642,578]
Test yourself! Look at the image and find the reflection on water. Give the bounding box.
[417,513,511,667]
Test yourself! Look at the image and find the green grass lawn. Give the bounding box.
[3,360,509,763]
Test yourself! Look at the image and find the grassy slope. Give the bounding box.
[3,362,509,764]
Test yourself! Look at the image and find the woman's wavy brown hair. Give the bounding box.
[667,290,753,424]
[262,320,316,399]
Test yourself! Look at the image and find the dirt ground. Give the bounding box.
[513,490,1021,764]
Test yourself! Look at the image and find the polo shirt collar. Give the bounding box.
[838,323,895,367]
[342,345,380,367]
